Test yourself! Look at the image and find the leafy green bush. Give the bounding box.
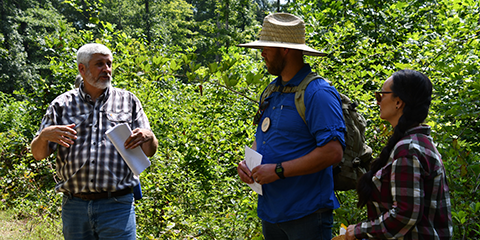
[131,78,263,239]
[0,91,60,226]
[1,0,479,239]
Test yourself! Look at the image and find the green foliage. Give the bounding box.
[0,91,60,227]
[132,78,262,239]
[1,0,479,239]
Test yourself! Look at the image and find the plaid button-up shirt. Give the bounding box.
[354,125,453,239]
[36,84,151,194]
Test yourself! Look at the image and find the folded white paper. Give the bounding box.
[244,146,263,195]
[105,123,151,176]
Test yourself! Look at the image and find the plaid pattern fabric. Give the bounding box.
[36,84,151,194]
[355,125,453,239]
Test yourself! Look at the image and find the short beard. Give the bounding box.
[266,51,286,76]
[84,69,111,90]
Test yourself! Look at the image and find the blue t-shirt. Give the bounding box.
[256,64,346,223]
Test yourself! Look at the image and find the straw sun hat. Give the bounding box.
[238,12,326,56]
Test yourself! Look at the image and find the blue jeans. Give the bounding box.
[61,193,136,240]
[262,209,333,240]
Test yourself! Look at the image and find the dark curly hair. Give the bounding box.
[356,69,433,207]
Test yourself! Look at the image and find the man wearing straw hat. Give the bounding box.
[236,13,346,239]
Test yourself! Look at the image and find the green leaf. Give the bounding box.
[153,56,163,65]
[103,21,114,32]
[143,63,151,73]
[89,17,100,24]
[246,72,254,84]
[182,54,189,64]
[222,73,229,86]
[209,63,218,72]
[253,73,264,83]
[170,60,178,71]
[470,202,480,213]
[186,72,196,81]
[470,164,480,176]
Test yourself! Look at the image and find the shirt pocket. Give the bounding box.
[274,94,307,134]
[372,163,392,192]
[54,113,89,149]
[106,111,133,131]
[60,113,89,129]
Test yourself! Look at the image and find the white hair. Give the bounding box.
[76,43,112,67]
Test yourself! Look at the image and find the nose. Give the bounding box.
[103,63,112,73]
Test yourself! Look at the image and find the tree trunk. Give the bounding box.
[0,0,9,50]
[225,0,229,31]
[145,0,151,43]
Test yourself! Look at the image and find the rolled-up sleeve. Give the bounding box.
[304,80,346,148]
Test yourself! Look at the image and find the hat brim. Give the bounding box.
[237,41,327,57]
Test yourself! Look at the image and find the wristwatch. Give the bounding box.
[275,162,285,179]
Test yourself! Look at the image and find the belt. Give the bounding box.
[72,187,133,201]
[315,208,332,214]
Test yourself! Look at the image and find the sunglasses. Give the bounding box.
[375,91,393,102]
[253,100,270,125]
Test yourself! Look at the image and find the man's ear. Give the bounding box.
[78,64,86,76]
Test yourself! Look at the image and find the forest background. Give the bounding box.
[0,0,479,239]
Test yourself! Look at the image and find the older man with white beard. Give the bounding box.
[31,43,158,240]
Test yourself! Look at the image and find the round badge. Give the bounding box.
[261,117,271,132]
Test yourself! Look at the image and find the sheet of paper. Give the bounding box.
[105,123,151,176]
[339,223,347,235]
[244,145,263,195]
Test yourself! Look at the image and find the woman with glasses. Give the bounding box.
[345,70,453,240]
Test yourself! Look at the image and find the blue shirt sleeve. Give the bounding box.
[304,78,346,149]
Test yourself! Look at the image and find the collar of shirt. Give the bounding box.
[79,83,110,104]
[274,64,312,87]
[404,124,431,136]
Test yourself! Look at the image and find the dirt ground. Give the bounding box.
[0,211,29,240]
[0,211,62,240]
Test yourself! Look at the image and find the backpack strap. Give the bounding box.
[258,72,327,125]
[294,72,327,124]
[260,83,302,104]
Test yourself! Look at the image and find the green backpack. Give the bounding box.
[259,72,373,191]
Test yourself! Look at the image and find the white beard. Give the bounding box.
[84,69,111,90]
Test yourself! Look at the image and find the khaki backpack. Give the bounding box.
[259,72,373,191]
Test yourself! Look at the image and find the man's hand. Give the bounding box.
[251,163,279,185]
[124,128,153,149]
[31,123,77,160]
[237,160,254,184]
[39,123,77,148]
[237,161,280,185]
[125,128,158,157]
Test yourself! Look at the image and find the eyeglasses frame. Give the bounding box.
[375,91,393,103]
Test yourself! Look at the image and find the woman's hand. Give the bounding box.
[345,224,357,240]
